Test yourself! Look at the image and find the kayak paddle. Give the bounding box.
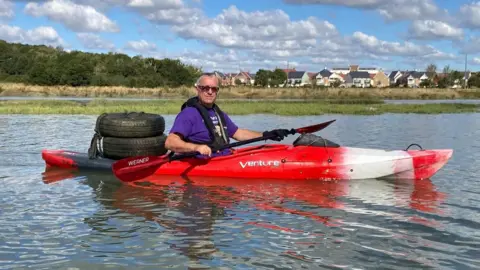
[112,119,336,182]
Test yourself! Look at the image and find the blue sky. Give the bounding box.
[1,0,480,73]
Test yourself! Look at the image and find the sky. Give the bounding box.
[1,0,480,74]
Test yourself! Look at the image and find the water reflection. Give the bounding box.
[41,167,448,267]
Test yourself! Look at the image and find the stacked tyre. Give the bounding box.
[91,112,168,160]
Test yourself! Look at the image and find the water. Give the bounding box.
[0,113,479,269]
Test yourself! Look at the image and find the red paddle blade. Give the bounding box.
[112,155,169,182]
[295,119,336,134]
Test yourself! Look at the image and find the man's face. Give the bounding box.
[196,76,219,107]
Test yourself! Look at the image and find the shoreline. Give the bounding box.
[2,82,480,100]
[1,99,478,115]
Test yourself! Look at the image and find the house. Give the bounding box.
[454,71,472,88]
[388,71,403,85]
[315,68,332,86]
[331,65,380,75]
[287,71,310,87]
[372,71,390,88]
[202,71,232,86]
[360,67,380,74]
[344,71,371,88]
[397,71,428,87]
[329,73,345,87]
[332,66,353,75]
[308,72,317,85]
[432,73,447,86]
[233,71,254,85]
[432,71,473,88]
[282,68,296,76]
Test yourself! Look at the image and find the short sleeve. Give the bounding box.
[169,108,194,138]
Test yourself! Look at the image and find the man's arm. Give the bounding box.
[165,133,200,153]
[165,133,213,156]
[231,128,263,141]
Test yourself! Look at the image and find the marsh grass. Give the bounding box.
[1,82,480,100]
[1,99,478,115]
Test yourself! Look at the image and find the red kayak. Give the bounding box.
[42,143,453,181]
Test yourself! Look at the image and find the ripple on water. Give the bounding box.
[0,114,480,269]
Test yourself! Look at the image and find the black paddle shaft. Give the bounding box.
[168,129,296,162]
[167,119,336,162]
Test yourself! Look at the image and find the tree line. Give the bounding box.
[2,40,480,89]
[419,63,480,88]
[0,40,202,88]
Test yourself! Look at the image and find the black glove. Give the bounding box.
[262,128,293,141]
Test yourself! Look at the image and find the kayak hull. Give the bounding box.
[41,144,453,181]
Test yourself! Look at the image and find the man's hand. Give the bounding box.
[194,144,212,156]
[262,129,293,141]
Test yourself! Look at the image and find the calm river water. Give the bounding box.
[0,113,479,269]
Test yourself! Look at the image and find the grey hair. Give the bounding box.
[195,73,220,86]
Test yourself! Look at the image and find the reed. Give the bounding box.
[1,82,480,100]
[0,100,478,115]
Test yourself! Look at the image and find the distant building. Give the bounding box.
[286,71,310,87]
[331,65,380,75]
[344,71,371,88]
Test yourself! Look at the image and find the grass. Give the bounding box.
[2,82,480,100]
[0,99,478,115]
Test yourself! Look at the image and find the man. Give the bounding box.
[165,73,292,157]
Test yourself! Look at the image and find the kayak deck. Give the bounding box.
[42,144,453,181]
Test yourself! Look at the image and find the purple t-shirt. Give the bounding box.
[169,107,239,145]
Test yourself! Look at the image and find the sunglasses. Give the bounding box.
[197,85,219,93]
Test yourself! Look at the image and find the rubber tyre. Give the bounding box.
[102,135,168,160]
[96,112,165,138]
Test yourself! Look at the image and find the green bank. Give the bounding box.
[0,99,478,115]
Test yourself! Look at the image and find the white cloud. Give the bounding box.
[419,50,457,61]
[13,0,129,12]
[24,0,119,32]
[124,39,157,52]
[407,20,464,41]
[127,0,183,9]
[283,0,385,8]
[377,0,440,21]
[459,2,480,29]
[176,49,300,72]
[0,0,14,18]
[351,31,437,57]
[459,36,480,54]
[0,24,66,47]
[171,5,338,51]
[311,57,350,65]
[145,6,202,25]
[140,4,456,73]
[473,57,480,65]
[77,33,115,50]
[283,0,442,21]
[9,1,467,72]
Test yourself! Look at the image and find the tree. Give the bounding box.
[270,69,287,87]
[450,70,463,87]
[419,79,434,88]
[437,77,449,88]
[468,74,480,88]
[331,79,341,88]
[426,63,437,79]
[254,69,270,87]
[254,68,286,87]
[0,40,201,88]
[441,65,452,87]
